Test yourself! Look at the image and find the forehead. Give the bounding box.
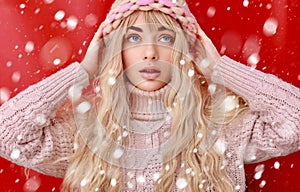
[131,12,163,28]
[128,12,173,32]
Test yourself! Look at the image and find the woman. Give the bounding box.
[0,0,299,191]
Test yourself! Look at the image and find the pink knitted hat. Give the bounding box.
[100,0,198,37]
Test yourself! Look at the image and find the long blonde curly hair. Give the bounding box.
[62,11,248,191]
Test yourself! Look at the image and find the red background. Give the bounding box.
[0,0,299,191]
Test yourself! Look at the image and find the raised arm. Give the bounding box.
[0,63,89,177]
[213,56,300,163]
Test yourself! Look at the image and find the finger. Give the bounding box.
[90,24,104,45]
[86,40,101,56]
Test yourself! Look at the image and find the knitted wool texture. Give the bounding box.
[99,0,198,37]
[0,56,299,191]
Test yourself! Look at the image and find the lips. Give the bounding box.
[139,67,161,80]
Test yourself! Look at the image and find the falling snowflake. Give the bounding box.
[10,149,21,160]
[127,182,134,188]
[73,142,79,150]
[19,4,26,9]
[35,8,40,14]
[108,77,116,85]
[76,101,91,114]
[25,41,34,53]
[188,69,195,77]
[35,114,47,125]
[54,10,65,21]
[207,6,216,18]
[44,0,55,4]
[250,155,257,161]
[243,0,249,7]
[197,132,203,138]
[53,58,61,65]
[85,14,98,27]
[12,71,21,83]
[222,96,237,112]
[254,164,265,180]
[113,148,124,159]
[122,130,129,137]
[153,173,160,181]
[68,85,83,101]
[23,176,41,192]
[176,178,188,189]
[165,164,170,171]
[185,168,192,174]
[100,170,105,175]
[179,59,185,65]
[136,175,146,183]
[214,139,226,154]
[199,183,204,189]
[254,170,263,180]
[17,135,23,140]
[200,58,210,69]
[127,171,134,179]
[6,61,12,67]
[235,185,241,190]
[208,84,217,95]
[259,180,266,188]
[266,3,272,9]
[80,178,88,187]
[66,16,78,30]
[274,161,280,169]
[247,53,260,66]
[263,17,278,37]
[110,178,117,186]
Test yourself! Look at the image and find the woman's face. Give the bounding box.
[122,14,175,91]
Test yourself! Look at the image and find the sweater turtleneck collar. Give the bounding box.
[126,83,169,121]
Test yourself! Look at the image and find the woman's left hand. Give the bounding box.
[81,26,105,79]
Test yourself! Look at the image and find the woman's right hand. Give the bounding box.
[80,27,104,79]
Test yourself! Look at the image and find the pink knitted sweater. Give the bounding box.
[0,56,299,191]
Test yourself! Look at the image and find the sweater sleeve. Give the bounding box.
[0,62,90,177]
[213,56,300,163]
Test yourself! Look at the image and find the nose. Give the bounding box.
[143,44,158,61]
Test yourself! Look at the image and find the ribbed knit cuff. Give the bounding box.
[212,56,267,102]
[37,62,90,109]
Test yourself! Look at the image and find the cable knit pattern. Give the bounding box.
[122,83,172,191]
[0,56,299,191]
[213,56,300,191]
[0,63,89,177]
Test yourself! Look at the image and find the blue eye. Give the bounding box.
[127,35,141,43]
[159,35,174,43]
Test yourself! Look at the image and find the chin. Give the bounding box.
[136,81,166,92]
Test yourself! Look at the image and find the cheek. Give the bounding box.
[122,49,139,69]
[160,48,173,63]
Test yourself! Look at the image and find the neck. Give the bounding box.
[126,83,169,121]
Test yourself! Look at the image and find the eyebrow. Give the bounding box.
[158,26,171,31]
[128,26,143,32]
[127,25,173,32]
